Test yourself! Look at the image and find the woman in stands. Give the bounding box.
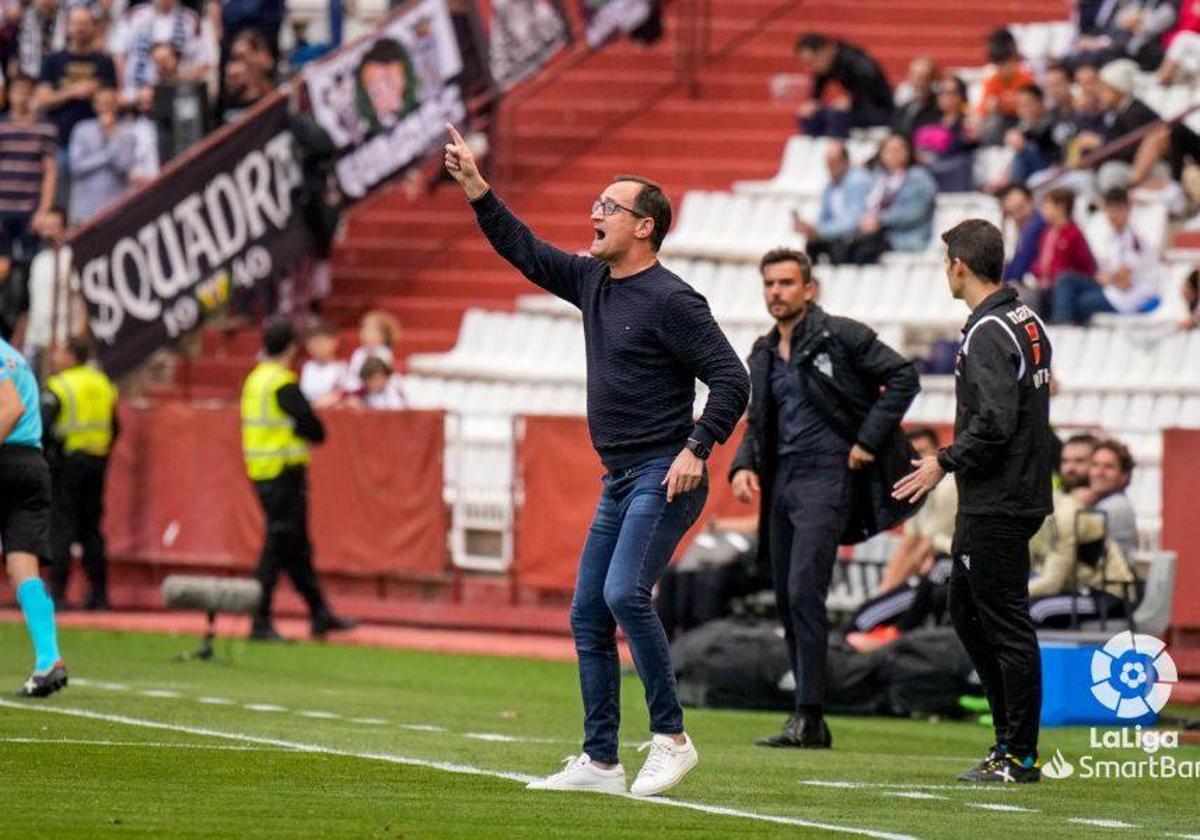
[913,75,977,192]
[852,133,937,263]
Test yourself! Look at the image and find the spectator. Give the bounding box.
[352,356,406,410]
[857,133,937,259]
[287,0,348,71]
[795,140,873,265]
[229,27,277,82]
[129,85,160,187]
[1056,186,1161,323]
[1058,432,1099,492]
[1076,438,1140,562]
[891,56,940,139]
[1157,1,1200,84]
[147,40,208,164]
[299,319,346,407]
[220,0,285,63]
[0,74,58,264]
[992,84,1061,190]
[35,6,115,155]
[345,309,398,391]
[913,74,977,192]
[794,32,893,139]
[20,206,77,371]
[1075,59,1165,193]
[14,0,65,78]
[1074,0,1178,70]
[1036,187,1097,318]
[220,57,272,124]
[1071,60,1108,136]
[1180,265,1200,328]
[999,183,1047,283]
[976,28,1035,145]
[109,0,212,106]
[67,86,137,225]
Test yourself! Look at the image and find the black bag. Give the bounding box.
[671,618,793,711]
[655,529,760,639]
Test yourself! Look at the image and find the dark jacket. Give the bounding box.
[729,305,921,550]
[936,286,1054,519]
[814,42,894,112]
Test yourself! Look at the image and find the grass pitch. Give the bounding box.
[1,624,1197,839]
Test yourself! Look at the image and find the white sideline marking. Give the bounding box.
[198,697,236,706]
[71,679,129,691]
[0,699,922,840]
[885,792,947,801]
[244,704,288,713]
[1068,818,1139,829]
[801,781,1015,793]
[2,736,295,753]
[140,689,183,699]
[349,717,389,725]
[298,710,341,720]
[966,803,1037,813]
[398,724,446,732]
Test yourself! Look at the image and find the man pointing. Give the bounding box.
[445,125,749,797]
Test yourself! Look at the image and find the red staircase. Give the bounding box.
[181,0,1071,397]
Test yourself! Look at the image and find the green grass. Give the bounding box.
[1,624,1197,839]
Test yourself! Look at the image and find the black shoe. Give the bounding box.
[959,751,1040,784]
[85,597,110,612]
[957,745,1005,781]
[18,661,68,698]
[755,715,832,749]
[249,624,286,642]
[311,614,358,638]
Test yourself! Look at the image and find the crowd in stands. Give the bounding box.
[790,10,1200,327]
[0,0,349,353]
[299,310,409,411]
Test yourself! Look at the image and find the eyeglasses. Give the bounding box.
[591,198,648,218]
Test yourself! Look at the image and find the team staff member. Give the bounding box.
[0,335,66,696]
[43,337,117,610]
[730,248,920,749]
[241,319,357,642]
[894,219,1054,784]
[446,125,749,798]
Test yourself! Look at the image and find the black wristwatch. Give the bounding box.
[685,438,711,460]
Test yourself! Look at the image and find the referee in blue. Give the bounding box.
[0,335,66,697]
[893,219,1053,783]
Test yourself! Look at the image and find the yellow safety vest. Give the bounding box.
[47,365,118,457]
[240,360,310,481]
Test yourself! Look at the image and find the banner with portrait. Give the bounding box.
[70,95,310,378]
[577,0,653,48]
[488,0,571,90]
[304,0,468,201]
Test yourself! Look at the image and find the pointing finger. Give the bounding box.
[446,123,467,148]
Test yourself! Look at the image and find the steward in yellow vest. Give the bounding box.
[240,318,356,642]
[43,337,118,610]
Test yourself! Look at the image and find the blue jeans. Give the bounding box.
[570,455,707,765]
[1050,271,1116,325]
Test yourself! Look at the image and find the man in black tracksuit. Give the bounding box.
[894,219,1054,783]
[730,248,920,748]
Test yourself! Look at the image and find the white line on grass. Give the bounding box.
[139,689,183,699]
[197,697,236,706]
[298,711,341,720]
[348,717,389,725]
[884,792,948,801]
[71,679,129,691]
[0,699,923,840]
[244,704,288,713]
[801,781,1015,793]
[397,724,446,732]
[966,803,1037,814]
[1067,818,1139,829]
[1,737,298,753]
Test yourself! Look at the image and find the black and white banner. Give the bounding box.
[73,95,310,377]
[579,0,652,48]
[489,0,570,90]
[305,0,467,200]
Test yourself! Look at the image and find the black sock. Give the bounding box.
[799,703,823,723]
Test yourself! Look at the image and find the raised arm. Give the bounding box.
[444,123,589,307]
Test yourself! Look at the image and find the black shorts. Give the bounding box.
[0,444,52,558]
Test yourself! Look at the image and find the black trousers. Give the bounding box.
[768,455,854,709]
[805,230,887,267]
[949,513,1044,758]
[253,467,328,627]
[49,453,108,606]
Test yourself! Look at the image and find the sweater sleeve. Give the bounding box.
[469,189,592,307]
[276,383,326,443]
[657,288,750,448]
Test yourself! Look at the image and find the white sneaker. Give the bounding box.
[526,754,626,794]
[629,734,698,797]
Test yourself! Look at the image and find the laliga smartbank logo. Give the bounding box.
[1042,632,1197,781]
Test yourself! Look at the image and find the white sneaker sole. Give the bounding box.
[526,778,627,795]
[629,749,699,797]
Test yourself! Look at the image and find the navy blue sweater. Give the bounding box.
[471,190,750,470]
